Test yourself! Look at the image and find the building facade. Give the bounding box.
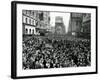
[22,10,38,35]
[68,13,91,38]
[22,10,50,35]
[55,16,66,34]
[79,13,91,39]
[68,13,83,36]
[82,13,91,33]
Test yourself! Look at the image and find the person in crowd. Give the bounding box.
[22,36,91,69]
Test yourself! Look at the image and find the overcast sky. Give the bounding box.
[50,12,70,33]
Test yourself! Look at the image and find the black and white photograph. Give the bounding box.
[22,10,91,69]
[11,1,97,79]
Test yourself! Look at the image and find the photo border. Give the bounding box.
[11,1,98,79]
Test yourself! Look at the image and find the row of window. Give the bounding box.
[23,10,34,16]
[23,10,44,21]
[24,17,36,26]
[25,28,34,34]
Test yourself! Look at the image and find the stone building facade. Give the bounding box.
[22,10,50,35]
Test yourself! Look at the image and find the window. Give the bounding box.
[39,12,43,20]
[32,12,34,15]
[32,29,34,34]
[30,29,31,34]
[29,19,31,24]
[49,17,50,21]
[36,21,38,26]
[76,21,78,26]
[25,28,28,34]
[33,20,36,26]
[25,18,28,24]
[29,11,31,15]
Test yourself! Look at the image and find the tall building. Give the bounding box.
[78,13,91,39]
[82,13,91,33]
[22,10,50,35]
[37,11,50,29]
[68,13,83,36]
[22,10,38,35]
[55,16,66,34]
[68,13,91,39]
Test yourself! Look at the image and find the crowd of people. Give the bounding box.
[22,36,91,69]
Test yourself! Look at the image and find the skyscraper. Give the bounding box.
[55,16,66,34]
[68,13,83,36]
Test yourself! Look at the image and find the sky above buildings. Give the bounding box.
[50,12,70,33]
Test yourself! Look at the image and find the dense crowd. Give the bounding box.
[22,36,91,69]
